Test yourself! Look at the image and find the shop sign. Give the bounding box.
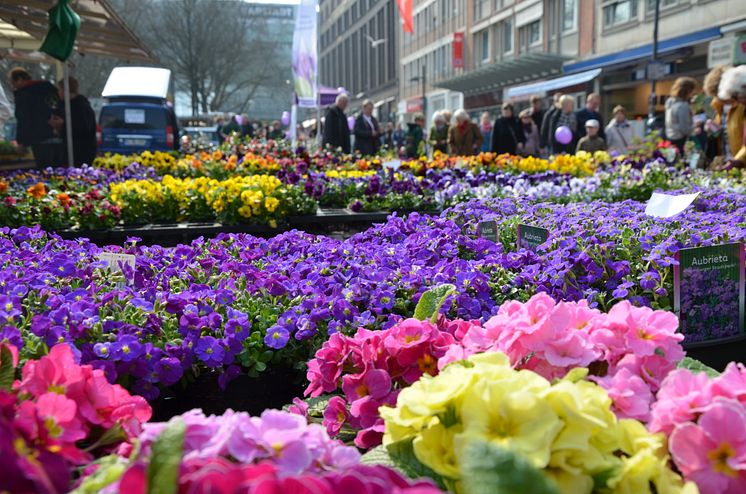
[735,35,746,65]
[708,37,736,68]
[674,243,745,346]
[517,224,548,251]
[478,221,497,243]
[406,97,423,113]
[453,32,464,69]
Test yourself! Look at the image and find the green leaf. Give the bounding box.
[360,445,398,468]
[414,284,456,323]
[386,437,448,490]
[677,357,720,377]
[147,419,185,494]
[459,439,559,494]
[69,455,127,494]
[0,345,15,391]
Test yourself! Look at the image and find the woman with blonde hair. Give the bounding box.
[548,95,577,153]
[665,77,697,154]
[718,65,746,163]
[703,65,730,158]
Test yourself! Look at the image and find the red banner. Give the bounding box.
[453,32,464,68]
[397,0,413,33]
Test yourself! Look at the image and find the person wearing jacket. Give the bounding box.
[479,112,492,153]
[518,109,540,156]
[8,67,61,167]
[428,112,449,155]
[322,93,351,153]
[491,103,525,155]
[605,105,635,155]
[0,83,11,138]
[405,114,425,158]
[575,93,605,140]
[540,92,563,154]
[353,100,380,156]
[549,95,578,154]
[54,77,97,166]
[576,119,607,153]
[665,77,697,155]
[718,65,746,163]
[448,109,483,156]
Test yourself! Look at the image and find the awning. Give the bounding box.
[435,53,567,96]
[0,0,155,62]
[563,27,721,75]
[504,68,602,100]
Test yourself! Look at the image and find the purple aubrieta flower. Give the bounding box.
[154,357,183,386]
[93,342,111,358]
[111,334,143,362]
[639,271,661,291]
[265,325,290,349]
[194,335,225,367]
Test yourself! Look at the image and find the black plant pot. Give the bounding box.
[149,367,306,421]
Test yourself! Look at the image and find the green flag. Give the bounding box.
[39,0,81,62]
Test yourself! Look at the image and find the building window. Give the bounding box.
[502,19,513,55]
[518,20,541,52]
[646,0,679,11]
[562,0,577,32]
[603,0,638,27]
[474,0,489,21]
[479,30,490,63]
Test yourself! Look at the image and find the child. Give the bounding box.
[576,119,607,153]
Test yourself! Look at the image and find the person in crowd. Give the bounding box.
[239,114,255,138]
[53,77,97,166]
[381,121,395,149]
[353,99,381,156]
[405,113,426,158]
[0,83,11,138]
[448,109,483,156]
[268,120,285,140]
[222,114,242,137]
[441,110,452,127]
[518,109,540,156]
[719,65,746,164]
[322,93,351,153]
[576,93,605,140]
[540,92,563,153]
[8,68,61,167]
[576,119,607,153]
[605,105,634,155]
[549,95,578,154]
[215,115,226,143]
[491,103,525,155]
[429,112,449,155]
[479,112,492,153]
[665,76,697,155]
[530,95,544,130]
[702,66,728,160]
[393,121,406,151]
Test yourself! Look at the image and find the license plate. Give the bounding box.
[123,139,148,146]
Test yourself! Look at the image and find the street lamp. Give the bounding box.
[409,64,427,122]
[647,0,662,133]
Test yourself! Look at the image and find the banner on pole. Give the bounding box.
[397,0,413,33]
[292,0,318,108]
[453,32,464,68]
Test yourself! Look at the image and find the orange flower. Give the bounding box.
[0,181,7,194]
[27,183,47,199]
[57,193,71,207]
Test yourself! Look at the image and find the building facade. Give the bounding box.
[319,0,400,122]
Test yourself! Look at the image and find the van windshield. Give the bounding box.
[100,106,169,130]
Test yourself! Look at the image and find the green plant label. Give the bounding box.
[478,221,497,243]
[674,243,745,347]
[517,224,548,251]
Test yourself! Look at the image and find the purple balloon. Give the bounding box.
[554,126,573,145]
[281,111,290,126]
[347,116,355,130]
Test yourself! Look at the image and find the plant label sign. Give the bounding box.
[97,252,136,285]
[517,224,549,251]
[478,220,497,243]
[674,243,745,346]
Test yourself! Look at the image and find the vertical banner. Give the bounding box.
[397,0,413,33]
[453,32,464,69]
[292,0,318,108]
